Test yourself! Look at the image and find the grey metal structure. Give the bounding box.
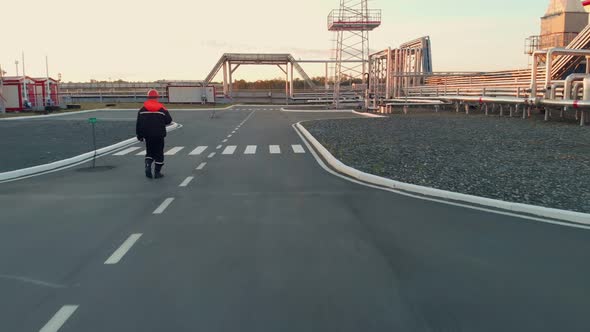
[328,0,381,108]
[203,54,318,102]
[368,36,433,102]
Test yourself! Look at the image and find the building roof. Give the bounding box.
[32,77,59,82]
[1,76,36,82]
[545,0,586,16]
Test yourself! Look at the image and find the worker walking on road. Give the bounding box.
[136,89,173,179]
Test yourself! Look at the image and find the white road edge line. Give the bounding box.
[179,176,194,187]
[39,305,79,332]
[293,123,590,230]
[104,233,143,265]
[153,198,175,215]
[196,162,207,170]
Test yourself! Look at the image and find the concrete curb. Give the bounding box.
[296,122,590,226]
[351,111,386,118]
[0,122,181,183]
[281,108,386,118]
[0,109,106,121]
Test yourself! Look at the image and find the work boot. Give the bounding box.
[154,163,164,179]
[145,159,153,179]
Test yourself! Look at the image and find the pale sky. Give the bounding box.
[1,0,554,82]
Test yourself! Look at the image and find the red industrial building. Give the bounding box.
[1,76,60,111]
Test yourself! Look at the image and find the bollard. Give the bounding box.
[88,117,98,168]
[499,104,504,117]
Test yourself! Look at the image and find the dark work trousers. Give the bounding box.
[145,136,165,166]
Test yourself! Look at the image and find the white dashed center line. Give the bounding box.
[208,152,216,158]
[196,162,207,170]
[104,233,143,265]
[227,134,233,138]
[39,305,79,332]
[222,139,228,143]
[179,176,194,187]
[216,145,223,149]
[153,197,175,214]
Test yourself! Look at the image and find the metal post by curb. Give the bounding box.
[88,117,98,168]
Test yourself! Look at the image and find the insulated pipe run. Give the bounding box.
[530,50,547,97]
[563,74,590,100]
[545,48,590,90]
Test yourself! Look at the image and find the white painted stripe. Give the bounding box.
[216,145,223,150]
[269,145,281,154]
[113,147,141,156]
[39,305,79,332]
[196,162,207,170]
[292,144,305,154]
[136,150,146,156]
[232,131,236,134]
[208,152,216,158]
[244,145,257,154]
[179,176,194,187]
[222,139,228,143]
[164,147,184,155]
[227,134,233,138]
[222,146,237,155]
[153,198,174,215]
[104,233,143,264]
[189,146,208,155]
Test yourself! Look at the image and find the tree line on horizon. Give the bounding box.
[68,76,363,88]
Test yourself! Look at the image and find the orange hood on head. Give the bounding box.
[143,99,167,112]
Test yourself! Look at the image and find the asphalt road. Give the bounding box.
[0,106,589,332]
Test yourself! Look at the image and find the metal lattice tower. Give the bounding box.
[328,0,381,108]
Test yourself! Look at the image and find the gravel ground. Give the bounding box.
[303,112,590,214]
[0,119,135,172]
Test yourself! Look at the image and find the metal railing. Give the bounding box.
[328,9,382,31]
